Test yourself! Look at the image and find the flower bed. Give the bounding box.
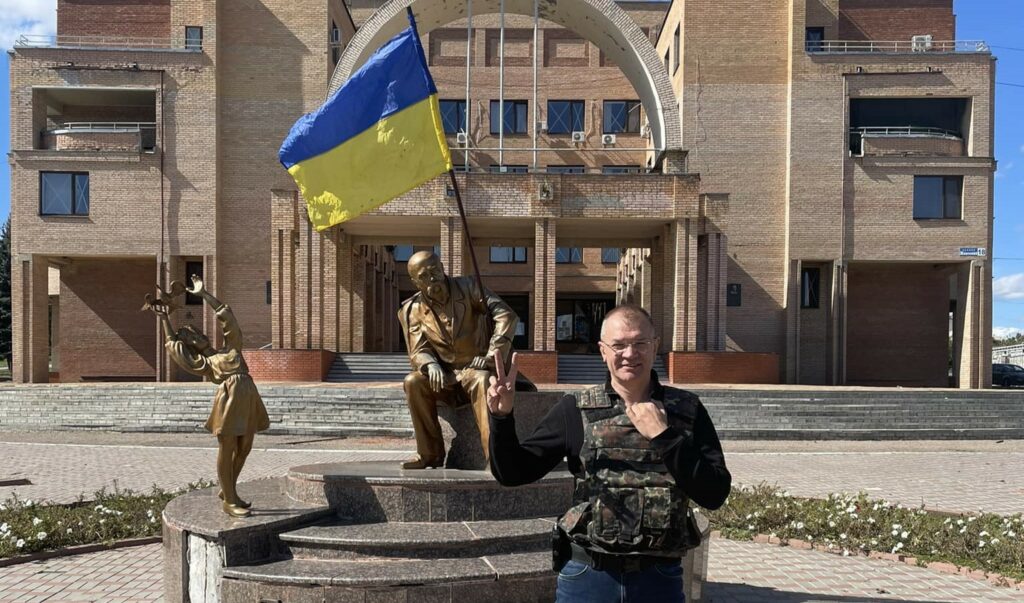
[704,484,1024,583]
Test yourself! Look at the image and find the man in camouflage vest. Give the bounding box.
[487,305,731,602]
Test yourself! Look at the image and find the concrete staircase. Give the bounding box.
[557,353,668,383]
[326,353,410,382]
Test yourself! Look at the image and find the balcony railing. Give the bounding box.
[807,40,989,54]
[15,34,197,51]
[851,126,962,141]
[44,122,157,152]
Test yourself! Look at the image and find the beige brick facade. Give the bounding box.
[8,0,994,387]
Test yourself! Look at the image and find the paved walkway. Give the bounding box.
[2,538,1021,603]
[1,433,1022,601]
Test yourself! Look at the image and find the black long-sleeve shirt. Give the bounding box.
[488,375,732,510]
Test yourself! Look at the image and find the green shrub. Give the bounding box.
[704,484,1024,581]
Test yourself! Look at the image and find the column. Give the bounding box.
[336,233,354,352]
[322,228,339,351]
[828,260,846,385]
[703,233,727,352]
[533,218,556,351]
[13,254,50,383]
[785,259,802,384]
[957,259,989,389]
[440,217,465,276]
[663,220,698,352]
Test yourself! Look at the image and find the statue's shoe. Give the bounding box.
[222,501,252,518]
[218,490,252,509]
[401,456,444,470]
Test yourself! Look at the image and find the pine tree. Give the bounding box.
[0,217,11,371]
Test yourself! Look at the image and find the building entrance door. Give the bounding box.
[555,295,614,354]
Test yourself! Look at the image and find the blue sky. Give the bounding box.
[0,0,1021,334]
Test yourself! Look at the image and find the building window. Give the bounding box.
[185,261,204,305]
[439,100,467,134]
[556,247,582,264]
[40,172,89,216]
[673,25,680,74]
[490,100,529,135]
[489,165,529,174]
[602,165,643,174]
[601,248,621,263]
[330,21,341,64]
[726,283,742,307]
[546,165,585,174]
[913,176,962,219]
[805,27,825,52]
[547,100,584,134]
[801,267,820,309]
[266,281,272,305]
[490,246,527,263]
[392,245,414,262]
[185,26,203,51]
[603,100,641,134]
[663,50,670,76]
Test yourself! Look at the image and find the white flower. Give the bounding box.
[840,533,847,540]
[992,538,1000,545]
[979,531,989,537]
[745,513,753,519]
[846,505,856,513]
[796,522,805,530]
[99,519,106,525]
[959,527,967,534]
[0,522,8,533]
[1009,531,1016,537]
[35,532,46,540]
[968,516,977,523]
[867,517,876,524]
[979,540,986,548]
[15,539,24,548]
[957,519,964,526]
[747,524,754,530]
[829,521,836,528]
[0,503,5,511]
[66,528,72,534]
[871,538,878,545]
[32,518,42,526]
[891,530,899,536]
[900,531,909,539]
[892,524,902,530]
[842,549,850,556]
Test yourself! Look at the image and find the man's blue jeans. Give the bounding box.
[555,558,685,602]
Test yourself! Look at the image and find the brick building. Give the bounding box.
[8,0,995,387]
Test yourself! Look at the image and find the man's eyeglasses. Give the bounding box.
[600,339,655,355]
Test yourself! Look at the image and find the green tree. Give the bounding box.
[0,217,10,369]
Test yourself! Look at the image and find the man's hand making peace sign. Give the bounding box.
[486,349,518,416]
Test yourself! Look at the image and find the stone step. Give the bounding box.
[220,550,552,600]
[717,427,1024,440]
[281,518,552,560]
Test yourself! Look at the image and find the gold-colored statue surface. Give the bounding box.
[397,251,518,469]
[147,275,270,517]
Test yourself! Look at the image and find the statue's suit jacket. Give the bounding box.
[398,276,518,374]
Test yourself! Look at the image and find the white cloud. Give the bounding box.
[994,273,1024,300]
[0,1,56,51]
[994,326,1024,340]
[996,161,1015,179]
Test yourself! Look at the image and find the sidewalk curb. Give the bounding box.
[712,530,1024,591]
[0,536,161,568]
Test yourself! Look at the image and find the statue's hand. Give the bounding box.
[487,349,518,417]
[469,355,490,370]
[187,274,206,296]
[426,362,445,393]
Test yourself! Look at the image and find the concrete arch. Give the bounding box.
[329,0,682,155]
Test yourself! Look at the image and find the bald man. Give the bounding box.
[397,250,518,469]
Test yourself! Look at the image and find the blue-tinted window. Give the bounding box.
[185,26,203,51]
[801,267,820,309]
[392,245,414,262]
[490,100,529,135]
[440,100,467,134]
[490,246,527,263]
[913,176,962,219]
[556,247,582,264]
[546,165,585,174]
[603,100,641,134]
[547,100,584,134]
[601,248,621,263]
[40,172,89,215]
[489,165,529,174]
[805,27,825,52]
[601,166,643,174]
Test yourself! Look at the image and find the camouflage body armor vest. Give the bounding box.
[557,385,702,557]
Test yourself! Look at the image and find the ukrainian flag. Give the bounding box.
[279,10,452,231]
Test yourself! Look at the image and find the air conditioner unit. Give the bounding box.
[455,131,468,146]
[911,34,932,52]
[602,133,617,146]
[538,181,554,201]
[538,120,548,133]
[640,123,651,140]
[571,131,586,143]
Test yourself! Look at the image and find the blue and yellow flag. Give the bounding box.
[279,10,452,231]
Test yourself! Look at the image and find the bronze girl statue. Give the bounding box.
[148,275,270,518]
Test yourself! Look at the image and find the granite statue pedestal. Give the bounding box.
[162,393,712,602]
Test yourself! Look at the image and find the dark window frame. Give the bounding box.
[805,27,825,52]
[673,25,680,74]
[556,247,583,264]
[39,171,89,216]
[185,26,203,51]
[489,164,529,174]
[602,100,641,134]
[913,175,963,220]
[546,165,585,174]
[546,100,585,134]
[489,100,529,135]
[602,165,644,174]
[439,99,468,134]
[489,246,527,264]
[801,267,821,309]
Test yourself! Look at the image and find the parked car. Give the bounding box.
[992,363,1024,387]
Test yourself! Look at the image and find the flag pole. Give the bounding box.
[447,169,484,296]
